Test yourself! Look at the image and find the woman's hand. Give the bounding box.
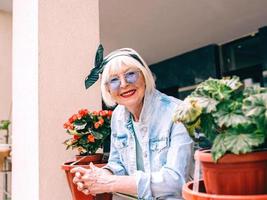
[71,163,137,196]
[70,163,114,195]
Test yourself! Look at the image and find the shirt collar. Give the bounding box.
[117,89,157,124]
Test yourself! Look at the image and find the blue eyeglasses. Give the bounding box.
[106,70,141,91]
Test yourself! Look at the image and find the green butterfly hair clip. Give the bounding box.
[85,44,104,89]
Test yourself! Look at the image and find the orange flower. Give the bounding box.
[87,134,95,142]
[68,124,74,130]
[94,122,100,129]
[68,117,74,123]
[63,122,74,130]
[99,110,106,117]
[63,122,70,129]
[78,109,89,117]
[69,114,78,123]
[99,110,108,117]
[108,110,113,116]
[98,117,104,125]
[92,111,99,116]
[83,109,89,115]
[77,113,83,119]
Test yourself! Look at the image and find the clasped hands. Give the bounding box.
[71,162,115,196]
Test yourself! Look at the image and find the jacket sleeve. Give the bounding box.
[135,122,193,199]
[102,107,128,176]
[102,129,128,176]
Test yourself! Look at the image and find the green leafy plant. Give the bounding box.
[63,109,112,155]
[0,120,10,130]
[173,76,267,161]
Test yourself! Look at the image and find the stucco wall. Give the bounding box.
[0,11,12,125]
[39,0,100,199]
[0,10,12,200]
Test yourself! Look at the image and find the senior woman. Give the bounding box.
[71,45,193,200]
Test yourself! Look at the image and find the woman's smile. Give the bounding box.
[120,89,136,98]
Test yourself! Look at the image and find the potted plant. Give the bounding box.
[0,120,11,144]
[63,108,112,162]
[61,108,113,200]
[173,76,267,195]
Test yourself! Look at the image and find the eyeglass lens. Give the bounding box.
[108,71,140,91]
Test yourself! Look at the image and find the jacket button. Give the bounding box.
[141,127,147,132]
[144,152,147,158]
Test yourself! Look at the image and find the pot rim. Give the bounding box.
[61,161,106,171]
[183,180,267,200]
[195,149,267,164]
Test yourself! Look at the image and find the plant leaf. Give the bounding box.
[220,76,242,91]
[213,101,249,128]
[200,114,217,142]
[68,129,79,136]
[191,96,218,113]
[0,120,11,130]
[192,78,234,101]
[224,133,265,154]
[212,131,265,162]
[91,130,103,139]
[173,97,202,135]
[173,97,202,124]
[211,134,227,162]
[213,110,249,128]
[243,86,267,97]
[185,118,201,137]
[243,93,267,117]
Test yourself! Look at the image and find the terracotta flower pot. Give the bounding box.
[62,156,112,200]
[195,149,267,195]
[75,153,104,164]
[182,180,267,200]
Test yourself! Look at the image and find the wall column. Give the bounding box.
[13,1,101,199]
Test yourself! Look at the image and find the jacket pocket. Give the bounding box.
[150,137,169,152]
[150,137,170,170]
[114,135,128,149]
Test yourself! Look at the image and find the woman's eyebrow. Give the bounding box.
[109,67,137,77]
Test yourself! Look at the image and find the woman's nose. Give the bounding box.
[119,77,128,88]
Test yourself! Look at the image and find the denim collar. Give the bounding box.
[117,89,157,128]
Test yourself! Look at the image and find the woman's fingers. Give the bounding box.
[73,176,81,184]
[81,173,97,182]
[82,188,90,195]
[77,182,84,191]
[89,181,111,195]
[75,172,81,179]
[70,166,89,175]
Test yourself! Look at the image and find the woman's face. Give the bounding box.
[107,65,146,110]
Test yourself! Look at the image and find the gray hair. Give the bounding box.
[100,48,155,107]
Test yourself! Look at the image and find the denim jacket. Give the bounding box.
[104,89,193,200]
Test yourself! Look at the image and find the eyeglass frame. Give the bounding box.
[105,69,142,91]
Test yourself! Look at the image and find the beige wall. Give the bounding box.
[0,11,12,123]
[0,10,12,200]
[39,0,100,199]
